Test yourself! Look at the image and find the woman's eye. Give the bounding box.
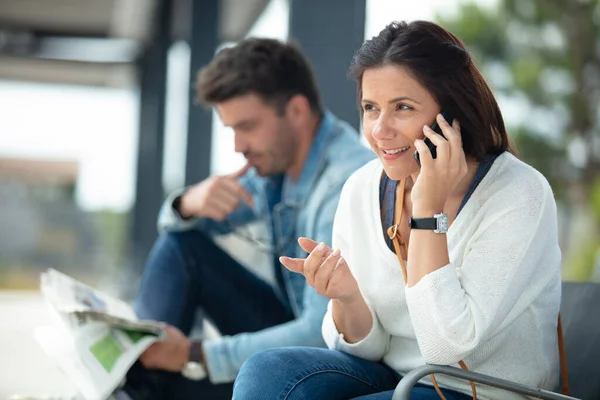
[362,104,375,112]
[396,103,412,111]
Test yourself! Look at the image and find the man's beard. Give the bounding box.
[250,122,298,176]
[247,144,296,177]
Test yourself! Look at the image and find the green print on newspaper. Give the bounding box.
[89,329,146,372]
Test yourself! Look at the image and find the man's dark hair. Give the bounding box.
[196,38,323,116]
[350,21,515,160]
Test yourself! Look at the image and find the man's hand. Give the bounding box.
[179,163,254,221]
[139,324,190,372]
[280,238,360,302]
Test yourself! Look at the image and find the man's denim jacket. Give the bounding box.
[156,111,375,383]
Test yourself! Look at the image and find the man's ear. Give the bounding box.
[285,94,312,127]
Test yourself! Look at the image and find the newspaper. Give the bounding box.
[35,268,166,400]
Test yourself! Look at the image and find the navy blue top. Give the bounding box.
[380,154,498,251]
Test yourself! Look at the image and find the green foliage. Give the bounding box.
[563,239,599,281]
[512,127,567,198]
[591,176,600,224]
[438,0,600,189]
[439,3,508,62]
[437,0,600,280]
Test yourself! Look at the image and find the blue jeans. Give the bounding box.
[123,231,294,400]
[233,347,472,400]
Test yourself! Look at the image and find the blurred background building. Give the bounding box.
[0,0,599,293]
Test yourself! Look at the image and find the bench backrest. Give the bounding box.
[560,281,600,399]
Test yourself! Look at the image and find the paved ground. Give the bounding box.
[0,290,78,399]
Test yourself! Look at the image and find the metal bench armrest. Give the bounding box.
[392,364,580,400]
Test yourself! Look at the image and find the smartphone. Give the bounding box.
[414,111,455,167]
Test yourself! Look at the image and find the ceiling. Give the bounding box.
[0,0,271,88]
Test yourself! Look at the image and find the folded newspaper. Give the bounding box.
[36,269,166,400]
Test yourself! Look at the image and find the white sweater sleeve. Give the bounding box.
[321,173,391,361]
[405,178,560,365]
[322,300,389,361]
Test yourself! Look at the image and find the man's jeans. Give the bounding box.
[233,347,472,400]
[124,230,294,400]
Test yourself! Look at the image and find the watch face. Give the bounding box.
[435,213,449,233]
[182,361,207,380]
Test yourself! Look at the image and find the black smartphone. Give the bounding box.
[414,111,455,167]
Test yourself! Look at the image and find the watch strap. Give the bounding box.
[408,217,437,230]
[189,340,205,364]
[182,340,208,381]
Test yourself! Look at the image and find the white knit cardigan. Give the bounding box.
[322,152,562,400]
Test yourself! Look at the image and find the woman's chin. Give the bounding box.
[380,158,417,181]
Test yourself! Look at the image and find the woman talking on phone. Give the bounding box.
[232,20,562,400]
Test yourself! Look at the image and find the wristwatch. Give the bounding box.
[408,213,449,234]
[181,341,207,380]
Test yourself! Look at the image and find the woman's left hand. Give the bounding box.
[411,113,468,214]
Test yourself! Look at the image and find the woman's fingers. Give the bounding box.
[422,124,447,147]
[281,237,332,278]
[422,114,466,169]
[444,117,462,149]
[298,237,319,253]
[414,138,433,169]
[314,249,341,294]
[437,114,463,151]
[303,242,331,286]
[423,118,449,162]
[326,257,352,297]
[279,256,305,274]
[450,118,461,138]
[438,118,467,179]
[283,237,349,298]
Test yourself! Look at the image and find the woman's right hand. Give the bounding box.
[280,237,360,301]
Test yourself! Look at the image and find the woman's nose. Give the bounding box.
[371,114,395,140]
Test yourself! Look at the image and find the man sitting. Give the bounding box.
[123,38,375,399]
